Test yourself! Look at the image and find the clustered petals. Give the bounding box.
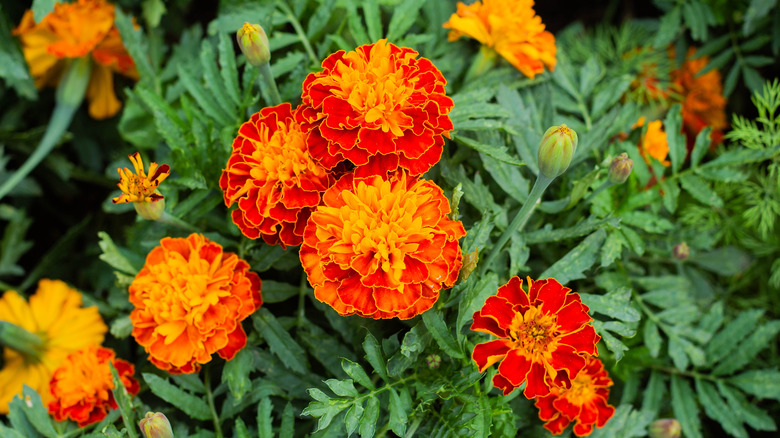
[443,0,556,78]
[672,48,728,148]
[220,103,334,247]
[113,152,171,204]
[634,117,670,167]
[299,39,454,177]
[300,172,465,319]
[48,345,139,426]
[128,233,262,374]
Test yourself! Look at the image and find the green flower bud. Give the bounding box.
[134,198,166,221]
[672,242,690,261]
[425,354,441,369]
[237,22,270,67]
[648,419,681,438]
[608,153,633,184]
[537,124,578,178]
[139,412,174,438]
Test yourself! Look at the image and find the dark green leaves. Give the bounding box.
[253,308,308,374]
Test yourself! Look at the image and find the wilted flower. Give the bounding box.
[0,280,106,413]
[534,356,615,436]
[139,412,174,438]
[672,48,727,148]
[13,0,137,119]
[48,346,139,426]
[129,233,262,374]
[648,419,682,438]
[299,39,454,176]
[300,172,465,319]
[443,0,556,78]
[220,103,334,248]
[471,276,599,398]
[537,125,578,178]
[237,22,270,66]
[608,153,633,184]
[112,152,171,220]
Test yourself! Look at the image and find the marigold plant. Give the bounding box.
[298,39,454,176]
[300,172,465,319]
[443,0,556,78]
[636,117,670,166]
[48,345,139,427]
[534,356,615,436]
[220,103,334,247]
[471,276,599,398]
[0,279,106,413]
[128,233,262,374]
[12,0,137,119]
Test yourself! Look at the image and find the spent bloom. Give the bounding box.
[537,125,578,178]
[112,152,171,220]
[139,412,174,438]
[48,345,139,426]
[13,0,138,119]
[129,233,262,374]
[672,48,728,147]
[534,356,615,436]
[220,103,334,248]
[300,172,465,319]
[443,0,556,78]
[236,22,270,66]
[471,276,599,398]
[0,279,107,413]
[299,39,454,177]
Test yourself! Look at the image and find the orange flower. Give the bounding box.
[534,356,615,436]
[471,276,599,399]
[443,0,556,78]
[129,233,262,374]
[13,0,138,119]
[298,39,454,177]
[637,118,670,167]
[112,152,170,204]
[48,345,139,427]
[0,279,106,414]
[220,103,335,248]
[300,172,465,319]
[671,48,728,147]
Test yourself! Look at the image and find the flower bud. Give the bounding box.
[672,242,690,261]
[648,419,681,438]
[608,153,633,184]
[458,248,479,282]
[139,412,173,438]
[425,354,441,369]
[134,198,166,221]
[237,22,270,66]
[537,124,578,178]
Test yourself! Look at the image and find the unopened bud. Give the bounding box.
[425,354,441,369]
[537,124,578,178]
[608,153,633,184]
[649,419,681,438]
[139,412,173,438]
[134,198,166,221]
[458,248,479,282]
[672,242,689,261]
[237,22,270,66]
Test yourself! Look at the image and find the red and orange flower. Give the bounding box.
[220,103,335,247]
[13,0,138,119]
[635,117,670,167]
[443,0,556,78]
[298,39,454,177]
[48,345,139,427]
[534,356,615,436]
[471,276,599,398]
[300,172,465,319]
[128,233,262,374]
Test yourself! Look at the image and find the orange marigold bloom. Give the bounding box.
[672,48,727,147]
[636,118,670,167]
[112,152,170,204]
[129,233,262,374]
[13,0,138,119]
[300,172,465,319]
[0,280,107,414]
[48,345,139,427]
[471,276,599,399]
[534,356,615,436]
[298,39,454,177]
[220,103,334,248]
[443,0,556,78]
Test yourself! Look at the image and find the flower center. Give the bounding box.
[508,306,559,360]
[247,119,323,184]
[564,372,598,405]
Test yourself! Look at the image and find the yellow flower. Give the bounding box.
[0,279,107,414]
[113,152,171,220]
[638,119,670,167]
[443,0,556,78]
[12,0,138,119]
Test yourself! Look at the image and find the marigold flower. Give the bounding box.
[113,152,170,220]
[300,172,466,319]
[471,276,599,398]
[0,279,107,414]
[672,48,727,147]
[443,0,556,78]
[48,345,139,426]
[13,0,138,119]
[220,103,334,248]
[636,118,670,167]
[129,233,262,374]
[298,39,454,177]
[534,356,615,436]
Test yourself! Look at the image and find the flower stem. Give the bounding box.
[204,366,224,438]
[158,211,199,231]
[258,62,282,106]
[275,1,318,65]
[479,174,555,276]
[0,321,44,360]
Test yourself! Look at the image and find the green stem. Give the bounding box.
[0,321,44,359]
[158,211,199,232]
[204,366,224,438]
[275,1,318,65]
[463,46,498,85]
[297,274,308,328]
[258,62,282,106]
[479,174,555,276]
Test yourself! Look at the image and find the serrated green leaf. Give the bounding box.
[696,379,748,438]
[644,319,663,358]
[697,47,734,77]
[540,229,606,284]
[272,51,307,79]
[654,6,681,48]
[234,417,250,438]
[143,373,211,420]
[325,379,359,398]
[717,382,777,432]
[422,308,465,359]
[668,337,690,371]
[200,39,237,118]
[222,348,254,401]
[620,226,645,256]
[579,57,602,96]
[742,65,765,91]
[724,63,741,97]
[262,280,300,303]
[680,174,723,207]
[600,230,625,268]
[97,231,139,275]
[177,63,233,125]
[664,105,686,174]
[692,246,750,276]
[729,369,780,401]
[591,75,633,119]
[362,333,388,382]
[306,0,337,39]
[363,0,382,43]
[456,272,499,332]
[714,321,780,375]
[388,388,409,436]
[359,396,380,438]
[115,8,156,84]
[706,309,764,365]
[480,153,529,203]
[257,397,273,437]
[702,146,778,168]
[620,211,674,233]
[525,217,619,245]
[641,371,666,414]
[386,0,426,41]
[31,0,55,23]
[671,375,702,438]
[16,386,57,438]
[253,308,308,374]
[280,402,295,438]
[341,359,375,390]
[580,287,640,322]
[452,134,524,166]
[134,86,188,151]
[345,401,364,437]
